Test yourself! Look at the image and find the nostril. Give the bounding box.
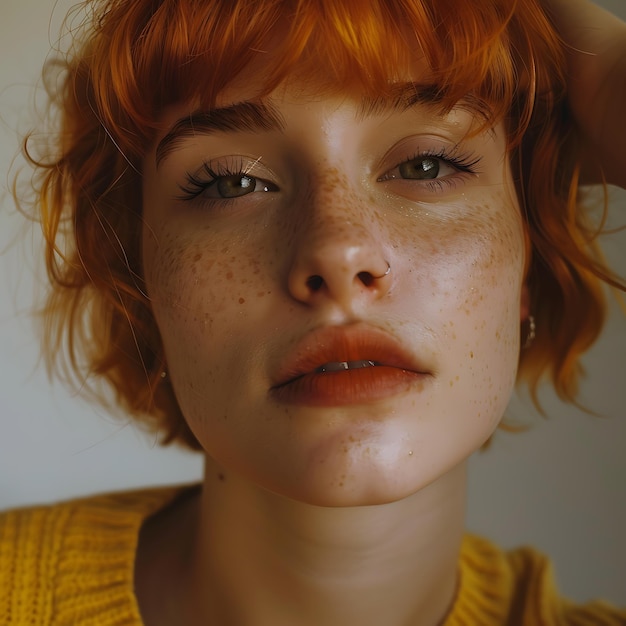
[306,275,324,291]
[357,271,375,287]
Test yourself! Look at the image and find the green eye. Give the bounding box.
[179,168,279,202]
[398,157,440,180]
[216,175,257,198]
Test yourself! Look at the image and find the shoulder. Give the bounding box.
[448,534,626,626]
[0,485,194,625]
[504,541,625,626]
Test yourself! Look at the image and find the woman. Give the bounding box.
[1,0,625,624]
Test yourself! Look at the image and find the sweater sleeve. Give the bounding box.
[501,542,626,626]
[0,504,70,624]
[562,599,626,626]
[0,487,184,626]
[447,535,626,626]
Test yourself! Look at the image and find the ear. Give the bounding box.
[520,283,530,321]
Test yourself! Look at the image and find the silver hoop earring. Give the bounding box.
[523,315,536,349]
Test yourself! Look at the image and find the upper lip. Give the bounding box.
[270,324,431,388]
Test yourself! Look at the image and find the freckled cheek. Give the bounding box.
[460,213,524,310]
[461,218,525,395]
[401,201,525,349]
[408,205,525,427]
[144,229,263,340]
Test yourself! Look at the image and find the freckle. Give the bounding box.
[226,271,233,279]
[217,473,225,482]
[257,291,265,298]
[239,297,245,304]
[470,351,474,358]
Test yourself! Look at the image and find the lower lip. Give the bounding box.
[270,366,428,407]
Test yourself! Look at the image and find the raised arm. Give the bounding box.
[541,0,626,188]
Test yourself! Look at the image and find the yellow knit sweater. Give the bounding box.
[0,486,623,625]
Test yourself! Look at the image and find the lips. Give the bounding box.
[270,325,431,407]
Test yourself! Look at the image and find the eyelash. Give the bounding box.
[177,157,260,202]
[176,147,483,203]
[377,147,482,192]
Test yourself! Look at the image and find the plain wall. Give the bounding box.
[1,0,625,606]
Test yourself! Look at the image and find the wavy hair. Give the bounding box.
[20,0,624,449]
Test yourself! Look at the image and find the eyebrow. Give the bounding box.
[156,101,286,166]
[155,84,492,167]
[355,84,492,121]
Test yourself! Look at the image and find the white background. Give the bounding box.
[1,0,625,606]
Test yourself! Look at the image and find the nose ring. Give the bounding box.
[373,261,391,279]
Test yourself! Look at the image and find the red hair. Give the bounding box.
[20,0,624,448]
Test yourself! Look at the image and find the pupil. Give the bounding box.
[219,175,255,197]
[421,158,438,177]
[401,157,439,180]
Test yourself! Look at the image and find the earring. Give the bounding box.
[160,370,168,380]
[523,315,536,349]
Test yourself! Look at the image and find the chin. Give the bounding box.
[286,483,426,508]
[259,447,464,509]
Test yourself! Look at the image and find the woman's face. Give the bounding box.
[142,80,527,507]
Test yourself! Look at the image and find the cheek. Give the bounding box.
[145,225,264,324]
[465,206,525,423]
[457,199,525,330]
[401,195,525,425]
[409,194,525,317]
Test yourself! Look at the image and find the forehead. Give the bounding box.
[151,79,493,170]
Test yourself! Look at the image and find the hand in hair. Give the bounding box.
[541,0,626,188]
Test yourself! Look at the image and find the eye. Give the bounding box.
[207,174,277,199]
[376,143,483,194]
[178,161,279,202]
[379,155,463,182]
[403,156,454,180]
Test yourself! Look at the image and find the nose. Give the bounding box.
[287,207,392,309]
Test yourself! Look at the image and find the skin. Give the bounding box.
[137,81,528,626]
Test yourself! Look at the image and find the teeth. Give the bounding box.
[316,360,378,373]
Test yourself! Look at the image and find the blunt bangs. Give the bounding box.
[78,0,565,161]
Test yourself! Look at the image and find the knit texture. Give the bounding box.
[1,486,624,625]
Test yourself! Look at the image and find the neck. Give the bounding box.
[181,459,466,626]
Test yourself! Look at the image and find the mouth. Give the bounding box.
[270,325,431,407]
[315,359,379,372]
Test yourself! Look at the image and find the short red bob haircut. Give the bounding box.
[22,0,624,449]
